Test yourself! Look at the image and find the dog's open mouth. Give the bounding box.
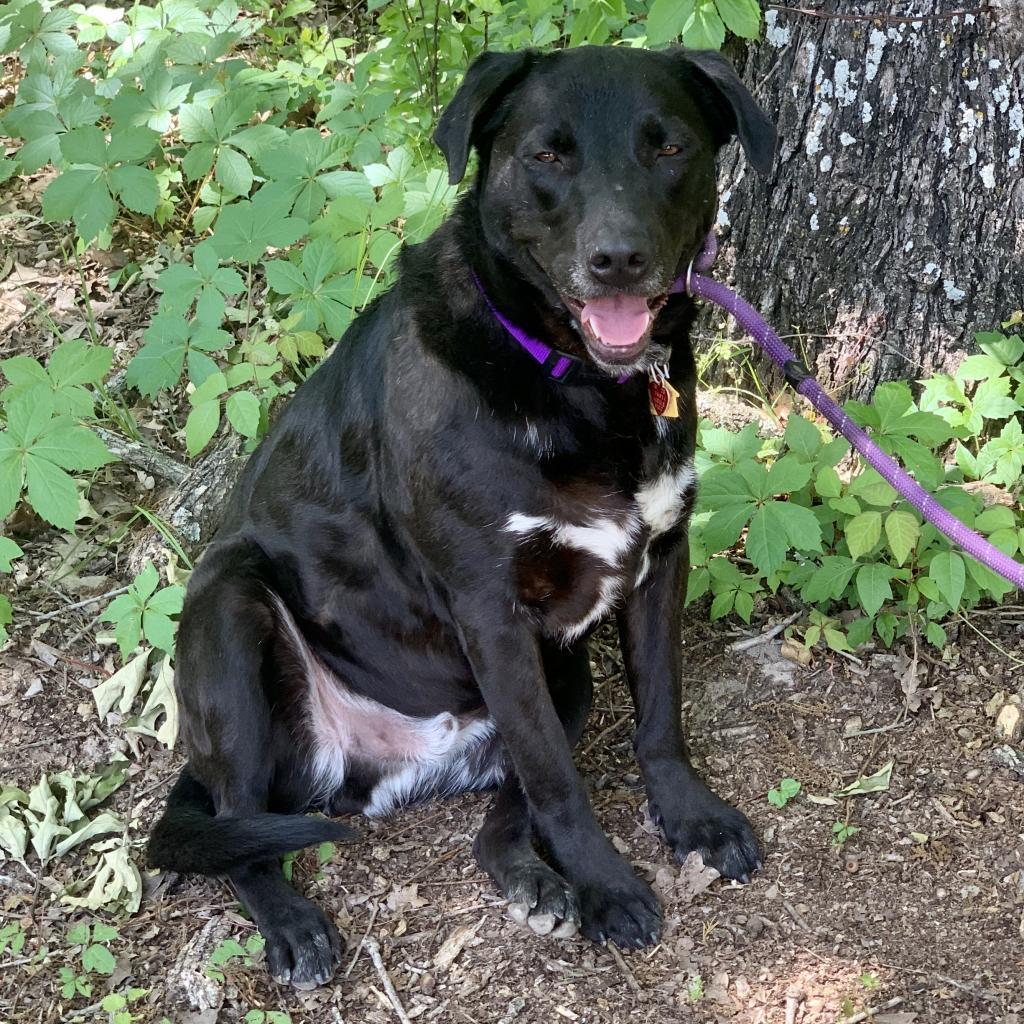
[562,293,669,363]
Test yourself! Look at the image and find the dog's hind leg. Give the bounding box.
[473,640,592,937]
[173,540,344,990]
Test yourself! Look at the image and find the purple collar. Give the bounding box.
[471,272,628,384]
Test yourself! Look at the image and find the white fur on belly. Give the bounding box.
[635,461,696,537]
[270,594,502,816]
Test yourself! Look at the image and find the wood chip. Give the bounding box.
[432,915,485,971]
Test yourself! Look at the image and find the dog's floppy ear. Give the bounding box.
[434,49,539,185]
[677,49,777,176]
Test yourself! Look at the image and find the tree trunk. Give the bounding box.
[707,2,1024,401]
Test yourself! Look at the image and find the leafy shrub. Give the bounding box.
[688,324,1024,651]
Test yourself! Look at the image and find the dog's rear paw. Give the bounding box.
[264,901,343,990]
[655,794,761,883]
[576,869,661,950]
[505,861,579,939]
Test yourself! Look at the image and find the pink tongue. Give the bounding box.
[580,295,652,348]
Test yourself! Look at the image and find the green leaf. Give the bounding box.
[682,2,726,47]
[715,0,761,37]
[926,621,947,648]
[846,510,882,560]
[67,922,91,945]
[215,146,253,196]
[765,454,812,494]
[82,942,116,975]
[746,502,788,575]
[974,506,1016,532]
[855,563,893,617]
[91,922,118,943]
[142,610,176,654]
[884,510,919,566]
[774,500,822,552]
[0,537,24,573]
[815,465,842,498]
[709,589,735,620]
[24,454,79,530]
[929,551,965,609]
[977,330,1024,366]
[783,414,822,459]
[700,502,754,552]
[801,555,856,603]
[108,164,159,215]
[645,0,695,44]
[226,391,260,438]
[185,399,221,456]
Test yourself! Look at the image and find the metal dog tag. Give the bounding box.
[648,364,679,418]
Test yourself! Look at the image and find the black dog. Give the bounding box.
[149,44,776,990]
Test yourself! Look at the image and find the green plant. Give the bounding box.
[0,536,23,644]
[685,974,704,1002]
[101,988,149,1024]
[0,921,27,959]
[244,1012,292,1024]
[101,562,184,659]
[59,921,118,999]
[206,933,266,982]
[767,777,800,808]
[688,362,1024,651]
[0,339,116,531]
[832,821,860,847]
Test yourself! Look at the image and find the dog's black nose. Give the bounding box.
[588,244,649,286]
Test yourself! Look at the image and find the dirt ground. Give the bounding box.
[3,603,1023,1024]
[2,165,1023,1024]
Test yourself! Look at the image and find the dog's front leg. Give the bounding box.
[454,603,661,948]
[617,542,761,881]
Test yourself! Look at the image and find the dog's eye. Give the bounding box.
[658,144,682,157]
[534,151,559,164]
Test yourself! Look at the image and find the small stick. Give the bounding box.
[24,585,132,621]
[363,937,413,1024]
[728,612,801,653]
[580,711,632,755]
[345,901,379,977]
[841,995,905,1023]
[782,900,811,932]
[607,943,641,994]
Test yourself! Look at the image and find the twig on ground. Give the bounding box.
[728,612,801,653]
[607,942,641,994]
[24,585,131,621]
[580,710,632,755]
[782,900,811,931]
[364,937,413,1024]
[345,901,380,978]
[841,995,905,1023]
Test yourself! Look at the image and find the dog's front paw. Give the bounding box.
[575,866,661,950]
[505,861,579,939]
[263,900,343,990]
[652,792,761,883]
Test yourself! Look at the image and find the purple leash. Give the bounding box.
[678,232,1024,590]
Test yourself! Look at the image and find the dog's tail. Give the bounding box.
[147,765,355,876]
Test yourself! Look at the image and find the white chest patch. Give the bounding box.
[505,511,641,565]
[635,461,696,538]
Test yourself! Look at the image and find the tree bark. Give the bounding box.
[707,2,1024,401]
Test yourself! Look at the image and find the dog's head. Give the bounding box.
[434,46,776,373]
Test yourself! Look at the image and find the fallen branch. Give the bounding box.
[841,995,905,1023]
[363,937,413,1024]
[728,612,801,653]
[94,427,189,485]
